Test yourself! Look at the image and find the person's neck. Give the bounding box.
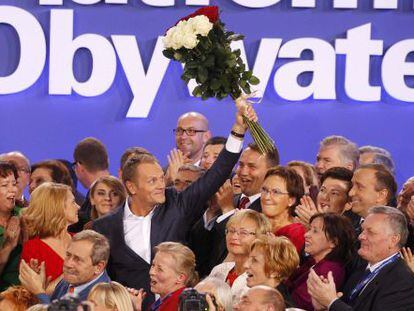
[130,198,155,217]
[188,151,202,165]
[313,250,331,264]
[85,170,110,189]
[264,278,280,289]
[0,210,11,227]
[233,254,248,275]
[268,212,293,232]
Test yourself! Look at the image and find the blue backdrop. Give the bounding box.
[0,0,413,192]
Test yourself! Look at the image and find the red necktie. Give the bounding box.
[238,196,250,209]
[68,286,75,294]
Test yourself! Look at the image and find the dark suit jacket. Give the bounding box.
[330,257,414,311]
[92,148,240,304]
[37,271,110,304]
[69,192,92,233]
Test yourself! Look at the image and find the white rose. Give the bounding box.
[163,27,177,48]
[189,15,213,36]
[171,31,186,49]
[182,33,199,49]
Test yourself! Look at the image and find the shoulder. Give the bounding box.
[315,260,345,276]
[210,262,235,279]
[22,237,42,253]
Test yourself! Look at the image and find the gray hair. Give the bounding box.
[359,145,391,157]
[0,151,31,169]
[320,136,359,171]
[178,164,205,175]
[196,277,233,311]
[72,230,110,265]
[249,286,286,311]
[368,206,408,248]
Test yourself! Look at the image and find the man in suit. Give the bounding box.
[69,137,110,232]
[20,230,110,303]
[92,101,257,306]
[307,206,414,310]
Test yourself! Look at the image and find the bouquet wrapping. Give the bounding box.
[163,6,275,154]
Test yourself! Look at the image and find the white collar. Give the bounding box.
[72,272,104,295]
[123,199,155,220]
[240,193,261,204]
[367,252,399,272]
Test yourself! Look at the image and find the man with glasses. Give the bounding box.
[0,151,31,207]
[174,112,211,166]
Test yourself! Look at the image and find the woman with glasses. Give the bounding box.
[83,176,126,229]
[286,213,355,311]
[209,210,271,302]
[260,166,306,254]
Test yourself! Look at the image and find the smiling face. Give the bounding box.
[226,218,258,257]
[317,177,350,214]
[90,182,122,217]
[200,143,224,170]
[149,252,184,297]
[358,213,400,264]
[0,173,18,215]
[260,175,295,220]
[315,146,345,176]
[236,148,269,197]
[304,217,336,263]
[245,246,273,288]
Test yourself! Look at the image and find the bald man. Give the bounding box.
[174,112,211,165]
[235,286,286,311]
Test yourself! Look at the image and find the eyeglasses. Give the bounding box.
[16,166,30,174]
[173,128,207,136]
[71,161,79,170]
[225,228,256,238]
[260,187,290,197]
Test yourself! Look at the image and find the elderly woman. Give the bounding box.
[260,166,306,253]
[21,182,80,291]
[209,210,271,302]
[0,161,21,291]
[244,235,299,307]
[142,242,199,311]
[286,213,355,311]
[88,281,134,311]
[195,277,233,311]
[83,176,126,229]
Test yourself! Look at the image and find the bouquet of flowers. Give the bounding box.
[163,6,275,154]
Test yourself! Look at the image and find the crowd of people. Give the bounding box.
[0,99,414,311]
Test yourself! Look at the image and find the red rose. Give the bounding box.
[180,6,219,23]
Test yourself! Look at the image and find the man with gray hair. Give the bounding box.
[234,285,286,311]
[359,145,395,174]
[315,135,359,177]
[19,230,110,303]
[307,206,414,310]
[0,151,30,206]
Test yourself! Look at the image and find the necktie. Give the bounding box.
[238,196,250,209]
[68,286,75,294]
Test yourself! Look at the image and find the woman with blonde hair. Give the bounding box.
[244,235,299,307]
[0,285,39,310]
[88,281,134,311]
[209,210,271,302]
[195,277,233,311]
[21,182,79,292]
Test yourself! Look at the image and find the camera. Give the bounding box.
[179,288,210,311]
[48,294,91,311]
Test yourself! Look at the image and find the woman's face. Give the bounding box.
[64,191,80,225]
[29,167,53,194]
[260,176,295,219]
[226,217,258,256]
[304,217,335,262]
[0,173,17,214]
[244,246,272,288]
[317,177,349,214]
[91,182,122,217]
[149,252,183,297]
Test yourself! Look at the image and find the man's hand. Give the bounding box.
[165,148,187,185]
[307,269,342,308]
[295,195,318,227]
[216,180,235,214]
[127,287,146,311]
[233,95,258,135]
[401,247,414,273]
[19,260,48,295]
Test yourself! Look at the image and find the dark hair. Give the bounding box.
[287,161,319,188]
[0,161,18,180]
[31,160,74,191]
[73,137,109,172]
[264,166,305,215]
[203,136,227,149]
[120,147,152,170]
[309,213,356,263]
[320,167,353,192]
[360,164,397,207]
[248,143,280,168]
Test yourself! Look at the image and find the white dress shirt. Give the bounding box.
[72,272,104,296]
[123,200,155,264]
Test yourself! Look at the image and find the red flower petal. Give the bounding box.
[180,6,219,23]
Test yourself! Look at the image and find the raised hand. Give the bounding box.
[19,260,47,295]
[215,179,235,214]
[165,148,186,185]
[295,195,318,226]
[127,287,146,311]
[307,269,342,308]
[233,94,258,134]
[401,247,414,273]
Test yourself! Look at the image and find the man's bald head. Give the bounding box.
[236,286,285,311]
[175,112,211,163]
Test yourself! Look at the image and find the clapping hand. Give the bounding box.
[307,269,342,309]
[216,180,235,214]
[401,247,414,273]
[295,195,319,227]
[127,287,146,311]
[19,260,49,295]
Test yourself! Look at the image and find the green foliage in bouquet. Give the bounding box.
[163,22,260,101]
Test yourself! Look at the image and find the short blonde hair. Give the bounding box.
[0,286,39,311]
[22,182,71,239]
[88,281,133,311]
[154,242,198,287]
[226,209,271,235]
[250,235,299,282]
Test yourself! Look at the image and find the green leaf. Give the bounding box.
[210,79,221,90]
[197,67,209,83]
[193,86,203,97]
[162,49,174,59]
[249,76,260,85]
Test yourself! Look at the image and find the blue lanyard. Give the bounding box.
[150,293,172,311]
[348,253,400,302]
